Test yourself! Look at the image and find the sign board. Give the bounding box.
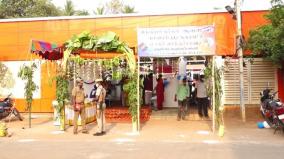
[0,61,41,99]
[138,25,215,57]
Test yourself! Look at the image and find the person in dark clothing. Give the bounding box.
[155,74,164,110]
[89,84,97,99]
[144,73,153,106]
[119,75,128,106]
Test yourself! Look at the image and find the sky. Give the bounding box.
[51,0,273,15]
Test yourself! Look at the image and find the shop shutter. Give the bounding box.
[223,59,249,104]
[223,58,276,105]
[250,59,276,104]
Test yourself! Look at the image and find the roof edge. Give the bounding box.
[0,9,269,23]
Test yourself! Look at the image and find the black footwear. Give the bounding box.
[82,130,89,134]
[93,132,103,136]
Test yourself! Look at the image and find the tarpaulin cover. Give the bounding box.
[31,40,63,60]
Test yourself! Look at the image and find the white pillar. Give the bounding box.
[236,0,245,122]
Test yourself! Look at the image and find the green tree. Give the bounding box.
[0,0,61,18]
[76,10,90,16]
[122,5,135,13]
[94,0,136,15]
[63,0,89,16]
[106,0,123,14]
[18,63,38,128]
[63,0,75,16]
[94,7,105,15]
[247,0,284,66]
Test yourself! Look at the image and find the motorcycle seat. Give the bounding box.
[275,107,284,115]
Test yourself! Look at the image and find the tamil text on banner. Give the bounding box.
[137,26,215,57]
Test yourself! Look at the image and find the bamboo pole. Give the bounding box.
[212,56,216,133]
[136,57,140,132]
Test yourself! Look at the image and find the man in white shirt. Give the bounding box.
[196,75,209,118]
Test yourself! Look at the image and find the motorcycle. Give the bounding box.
[260,89,284,133]
[0,94,23,121]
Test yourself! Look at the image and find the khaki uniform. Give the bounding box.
[72,86,87,133]
[95,85,106,133]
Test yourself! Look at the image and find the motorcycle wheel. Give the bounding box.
[13,109,23,121]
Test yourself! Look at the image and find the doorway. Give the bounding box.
[139,56,213,121]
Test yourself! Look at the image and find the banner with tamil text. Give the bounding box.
[137,25,215,57]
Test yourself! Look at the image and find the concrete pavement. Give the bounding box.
[0,107,284,159]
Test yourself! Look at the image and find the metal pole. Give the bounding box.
[236,0,245,122]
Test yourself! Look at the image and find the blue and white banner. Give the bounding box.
[137,25,215,57]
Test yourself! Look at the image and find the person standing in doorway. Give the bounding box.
[175,78,189,121]
[93,79,107,136]
[119,75,128,106]
[89,84,97,101]
[144,73,153,106]
[156,74,164,110]
[196,75,209,118]
[188,72,193,99]
[72,78,88,134]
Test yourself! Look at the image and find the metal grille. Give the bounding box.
[223,58,276,105]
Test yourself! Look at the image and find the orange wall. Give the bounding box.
[0,11,268,112]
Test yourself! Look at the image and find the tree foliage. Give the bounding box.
[94,0,136,15]
[94,7,105,15]
[64,31,138,121]
[54,66,69,114]
[0,0,61,18]
[76,10,89,16]
[247,0,284,66]
[63,0,76,16]
[122,5,136,14]
[17,63,38,110]
[106,0,123,14]
[63,0,89,16]
[0,0,90,18]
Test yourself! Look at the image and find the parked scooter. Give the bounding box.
[0,94,23,121]
[260,89,284,133]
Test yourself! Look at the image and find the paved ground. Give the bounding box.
[0,106,284,159]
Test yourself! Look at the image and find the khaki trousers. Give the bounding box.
[96,106,106,133]
[73,107,87,133]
